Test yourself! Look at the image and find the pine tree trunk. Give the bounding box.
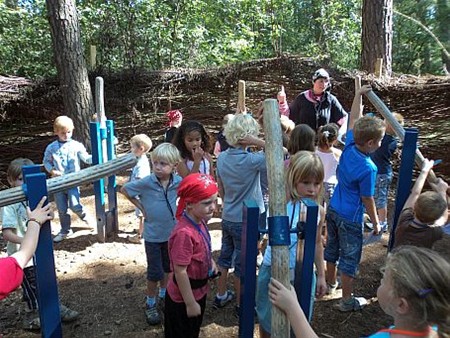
[46,0,94,148]
[436,0,450,74]
[361,0,393,76]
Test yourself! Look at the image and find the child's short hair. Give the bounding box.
[53,115,74,133]
[353,116,385,146]
[150,143,181,165]
[317,123,339,149]
[432,234,450,263]
[224,114,259,147]
[386,246,450,334]
[286,151,324,201]
[280,115,295,134]
[414,191,447,224]
[7,158,34,182]
[172,120,211,158]
[130,134,153,152]
[288,124,316,154]
[386,113,404,134]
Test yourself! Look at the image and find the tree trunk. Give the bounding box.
[46,0,94,147]
[436,0,450,74]
[361,0,393,76]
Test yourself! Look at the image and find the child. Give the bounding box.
[370,113,404,231]
[43,115,94,243]
[215,114,266,315]
[269,246,450,338]
[164,110,183,143]
[127,134,152,244]
[172,120,212,177]
[213,114,234,157]
[2,158,79,329]
[255,151,327,338]
[1,196,52,300]
[324,85,385,311]
[393,159,448,249]
[164,173,219,338]
[121,143,182,325]
[315,123,341,208]
[287,124,316,155]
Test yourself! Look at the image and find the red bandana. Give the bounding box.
[176,173,218,220]
[166,110,182,127]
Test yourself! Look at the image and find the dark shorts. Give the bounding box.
[145,241,170,281]
[218,220,243,277]
[374,173,393,209]
[324,208,363,278]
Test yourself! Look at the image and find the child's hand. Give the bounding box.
[192,147,205,162]
[421,159,434,173]
[315,276,327,299]
[186,301,201,318]
[277,86,286,104]
[51,169,63,177]
[358,85,372,95]
[269,277,297,313]
[239,135,259,147]
[429,178,449,195]
[26,196,54,226]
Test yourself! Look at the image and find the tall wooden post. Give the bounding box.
[237,80,246,114]
[263,99,290,337]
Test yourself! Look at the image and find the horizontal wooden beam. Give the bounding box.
[0,153,137,208]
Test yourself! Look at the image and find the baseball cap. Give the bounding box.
[312,68,330,82]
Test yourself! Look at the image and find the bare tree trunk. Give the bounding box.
[46,0,94,147]
[361,0,393,76]
[436,0,450,74]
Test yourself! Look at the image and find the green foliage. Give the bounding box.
[0,0,447,78]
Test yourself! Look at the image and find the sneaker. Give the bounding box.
[364,222,374,230]
[145,304,161,325]
[381,222,389,233]
[23,310,40,330]
[334,296,367,312]
[213,290,235,309]
[326,282,338,295]
[128,234,142,244]
[53,230,73,243]
[60,304,79,322]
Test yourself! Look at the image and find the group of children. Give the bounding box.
[1,68,449,338]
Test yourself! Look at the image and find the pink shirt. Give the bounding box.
[167,216,210,302]
[0,257,23,300]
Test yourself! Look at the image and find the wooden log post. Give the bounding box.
[364,90,439,183]
[0,153,137,208]
[237,80,246,114]
[263,99,290,338]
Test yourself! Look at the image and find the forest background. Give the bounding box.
[1,0,449,79]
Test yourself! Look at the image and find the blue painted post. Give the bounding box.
[105,119,118,235]
[388,128,418,251]
[90,122,106,242]
[22,167,62,338]
[238,200,260,338]
[293,199,318,321]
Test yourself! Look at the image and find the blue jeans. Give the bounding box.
[374,172,393,209]
[324,207,363,278]
[54,187,86,234]
[218,220,243,277]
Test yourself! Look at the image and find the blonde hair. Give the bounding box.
[222,114,235,127]
[150,143,181,165]
[7,158,34,183]
[353,116,385,146]
[53,115,74,133]
[386,246,450,337]
[286,151,324,201]
[130,134,153,152]
[386,113,404,134]
[414,191,447,224]
[224,114,259,147]
[280,115,295,134]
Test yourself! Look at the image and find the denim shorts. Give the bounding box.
[324,208,363,278]
[145,241,170,281]
[374,172,393,209]
[217,220,243,277]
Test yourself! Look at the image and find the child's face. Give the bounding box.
[187,193,218,223]
[184,130,203,152]
[56,128,73,142]
[377,268,396,317]
[7,174,24,188]
[152,158,176,180]
[131,143,145,157]
[296,178,321,199]
[367,134,384,153]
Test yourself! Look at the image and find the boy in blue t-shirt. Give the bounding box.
[324,85,385,312]
[369,113,403,231]
[121,143,182,326]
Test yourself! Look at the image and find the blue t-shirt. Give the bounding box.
[330,130,377,223]
[124,173,182,242]
[369,134,397,174]
[217,147,265,222]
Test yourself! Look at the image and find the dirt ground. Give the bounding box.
[0,58,449,337]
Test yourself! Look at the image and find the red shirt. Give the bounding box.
[167,217,210,303]
[0,257,24,300]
